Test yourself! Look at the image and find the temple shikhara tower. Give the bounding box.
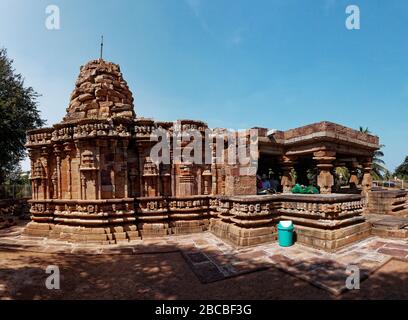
[24,58,381,250]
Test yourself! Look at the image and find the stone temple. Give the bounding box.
[24,58,383,250]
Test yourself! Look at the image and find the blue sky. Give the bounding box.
[1,0,407,171]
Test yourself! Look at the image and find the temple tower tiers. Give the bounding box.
[64,59,135,121]
[25,59,139,243]
[24,59,220,243]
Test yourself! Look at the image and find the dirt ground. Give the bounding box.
[0,248,407,300]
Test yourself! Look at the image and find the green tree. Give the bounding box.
[5,164,29,185]
[394,156,408,180]
[335,167,350,185]
[359,126,387,180]
[383,169,393,180]
[0,48,44,184]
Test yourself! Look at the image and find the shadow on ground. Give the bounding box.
[0,239,407,300]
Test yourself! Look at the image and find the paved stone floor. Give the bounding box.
[1,222,408,296]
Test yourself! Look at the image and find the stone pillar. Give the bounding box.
[40,147,50,199]
[136,142,147,197]
[53,145,62,199]
[211,164,218,195]
[51,169,57,199]
[28,150,35,199]
[313,150,336,194]
[63,143,73,199]
[156,175,161,196]
[170,145,176,196]
[348,161,360,189]
[75,141,81,200]
[96,141,102,200]
[129,168,138,197]
[122,140,129,198]
[81,172,86,200]
[111,140,117,198]
[361,157,373,198]
[41,180,46,200]
[197,168,202,195]
[280,155,296,193]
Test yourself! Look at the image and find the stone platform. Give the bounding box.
[23,193,380,251]
[209,195,278,247]
[210,193,370,251]
[24,198,140,244]
[370,215,408,239]
[24,192,408,251]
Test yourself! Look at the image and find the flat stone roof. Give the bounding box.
[257,121,379,150]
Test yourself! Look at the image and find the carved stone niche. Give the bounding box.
[79,150,98,200]
[202,169,212,195]
[51,169,58,199]
[32,160,46,180]
[142,157,159,197]
[143,157,158,175]
[31,160,47,199]
[177,163,195,196]
[80,150,97,170]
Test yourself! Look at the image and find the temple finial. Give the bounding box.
[100,35,104,60]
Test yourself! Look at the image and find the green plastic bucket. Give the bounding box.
[278,221,294,247]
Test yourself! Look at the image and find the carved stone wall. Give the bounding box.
[278,194,370,250]
[210,196,279,246]
[210,193,370,250]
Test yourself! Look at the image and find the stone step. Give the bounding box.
[372,217,408,230]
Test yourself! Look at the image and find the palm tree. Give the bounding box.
[384,169,393,180]
[359,126,370,133]
[359,126,388,180]
[335,167,350,185]
[394,156,408,180]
